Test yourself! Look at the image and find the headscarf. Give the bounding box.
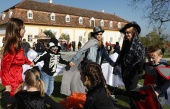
[119,29,145,67]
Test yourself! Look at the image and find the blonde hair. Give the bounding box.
[126,27,135,36]
[17,69,45,97]
[98,39,103,48]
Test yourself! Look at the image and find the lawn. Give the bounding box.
[1,60,170,108]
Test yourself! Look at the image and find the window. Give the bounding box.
[90,17,95,27]
[118,22,121,28]
[65,15,70,22]
[50,13,55,21]
[40,29,43,32]
[27,10,33,19]
[100,19,104,26]
[8,10,13,18]
[79,17,83,24]
[109,21,113,27]
[110,37,113,42]
[2,13,6,20]
[28,35,32,42]
[79,36,82,42]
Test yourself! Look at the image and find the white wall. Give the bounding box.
[0,28,5,47]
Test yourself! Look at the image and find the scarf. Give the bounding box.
[119,30,145,68]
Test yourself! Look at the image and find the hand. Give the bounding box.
[155,91,159,97]
[69,62,75,67]
[30,62,34,67]
[5,85,12,92]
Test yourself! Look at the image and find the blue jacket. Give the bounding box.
[71,39,113,65]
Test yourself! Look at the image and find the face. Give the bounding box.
[20,26,26,38]
[147,52,162,65]
[50,46,58,54]
[124,28,133,41]
[95,32,103,41]
[80,72,90,87]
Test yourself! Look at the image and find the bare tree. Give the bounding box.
[128,0,170,35]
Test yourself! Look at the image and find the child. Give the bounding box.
[142,45,170,107]
[2,68,66,109]
[78,60,147,109]
[0,18,33,96]
[78,60,115,109]
[33,41,70,96]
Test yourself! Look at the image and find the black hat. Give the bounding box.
[120,21,141,34]
[50,37,58,46]
[49,37,61,52]
[92,26,104,34]
[48,42,56,48]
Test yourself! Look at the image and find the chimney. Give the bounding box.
[48,0,52,3]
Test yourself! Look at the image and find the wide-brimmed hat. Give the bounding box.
[120,21,141,34]
[92,26,104,34]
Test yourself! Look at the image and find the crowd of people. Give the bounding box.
[0,17,170,109]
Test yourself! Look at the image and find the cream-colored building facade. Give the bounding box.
[0,0,127,47]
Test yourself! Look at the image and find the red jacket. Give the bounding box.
[1,47,31,96]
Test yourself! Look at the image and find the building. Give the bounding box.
[0,0,128,47]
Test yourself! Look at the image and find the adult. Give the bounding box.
[72,41,76,51]
[113,42,120,54]
[61,26,114,95]
[106,43,112,54]
[161,47,165,55]
[113,21,145,109]
[35,39,45,55]
[78,41,82,50]
[0,18,33,96]
[22,38,31,57]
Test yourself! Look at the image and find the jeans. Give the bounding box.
[41,71,54,96]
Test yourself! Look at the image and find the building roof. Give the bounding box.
[0,0,129,30]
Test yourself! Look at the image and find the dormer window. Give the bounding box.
[2,13,6,20]
[100,19,104,26]
[118,22,121,28]
[27,10,33,19]
[40,28,44,32]
[65,15,70,22]
[79,17,83,24]
[109,21,113,27]
[8,10,13,18]
[50,13,55,21]
[90,17,95,27]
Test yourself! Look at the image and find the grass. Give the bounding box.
[1,60,170,108]
[163,52,170,58]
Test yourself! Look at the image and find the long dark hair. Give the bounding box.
[78,60,111,96]
[2,18,24,56]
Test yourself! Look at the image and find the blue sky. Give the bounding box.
[0,0,169,36]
